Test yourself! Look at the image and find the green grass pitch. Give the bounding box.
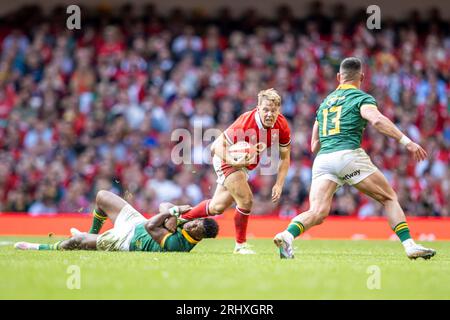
[1,236,449,299]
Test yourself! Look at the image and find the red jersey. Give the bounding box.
[223,108,291,170]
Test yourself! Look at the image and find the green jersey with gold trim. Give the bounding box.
[316,84,377,155]
[129,223,197,252]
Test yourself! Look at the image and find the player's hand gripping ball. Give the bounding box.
[228,141,265,162]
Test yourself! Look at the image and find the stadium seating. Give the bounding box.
[0,3,448,218]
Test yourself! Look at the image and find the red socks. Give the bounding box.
[181,200,210,220]
[182,201,251,244]
[234,207,250,244]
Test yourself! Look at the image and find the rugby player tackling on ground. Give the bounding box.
[15,190,218,253]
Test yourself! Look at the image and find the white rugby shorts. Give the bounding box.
[312,148,378,186]
[212,155,249,186]
[96,204,146,251]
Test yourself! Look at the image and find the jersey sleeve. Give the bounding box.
[357,92,378,108]
[162,232,195,252]
[224,114,245,145]
[162,233,184,251]
[279,118,291,147]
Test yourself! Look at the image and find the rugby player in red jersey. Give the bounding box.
[179,88,291,254]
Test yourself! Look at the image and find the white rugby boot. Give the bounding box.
[70,227,84,236]
[14,242,39,250]
[233,242,256,254]
[403,239,436,260]
[273,231,294,259]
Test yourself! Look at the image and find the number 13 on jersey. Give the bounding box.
[322,106,342,136]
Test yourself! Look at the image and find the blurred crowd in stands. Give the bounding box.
[0,2,448,217]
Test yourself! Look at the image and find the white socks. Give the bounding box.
[282,231,294,242]
[402,238,416,249]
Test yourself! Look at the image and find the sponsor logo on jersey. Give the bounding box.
[326,95,346,107]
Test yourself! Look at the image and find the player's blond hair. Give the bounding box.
[257,88,281,107]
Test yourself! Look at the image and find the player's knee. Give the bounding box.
[209,202,227,215]
[96,190,110,208]
[238,194,253,210]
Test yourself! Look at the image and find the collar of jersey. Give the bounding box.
[182,229,200,244]
[336,84,357,90]
[255,109,275,129]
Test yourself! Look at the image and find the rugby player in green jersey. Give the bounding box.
[15,190,219,252]
[274,57,436,260]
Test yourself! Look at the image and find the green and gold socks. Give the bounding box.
[89,209,107,234]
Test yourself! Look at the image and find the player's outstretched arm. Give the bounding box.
[360,104,428,161]
[311,120,320,154]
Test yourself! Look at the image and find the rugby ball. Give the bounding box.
[228,141,256,161]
